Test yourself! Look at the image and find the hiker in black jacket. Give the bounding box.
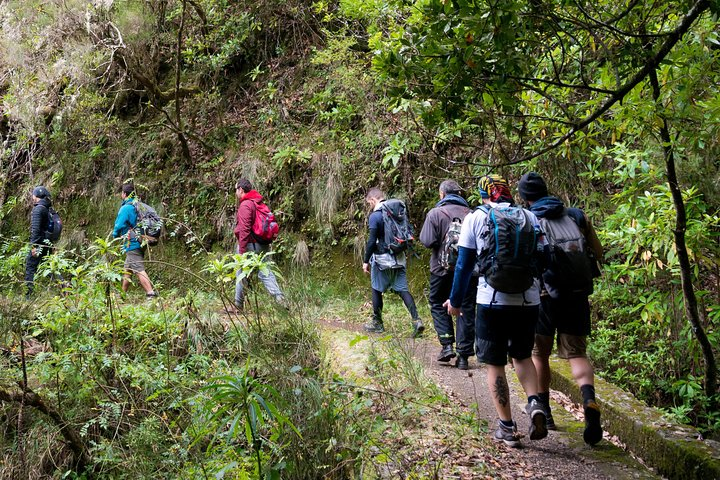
[419,180,477,369]
[362,188,425,336]
[24,186,53,297]
[519,172,604,445]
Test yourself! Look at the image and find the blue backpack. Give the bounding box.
[477,205,539,293]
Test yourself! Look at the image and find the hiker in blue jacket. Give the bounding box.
[113,183,156,297]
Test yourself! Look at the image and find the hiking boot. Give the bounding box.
[455,356,469,370]
[493,421,521,448]
[364,319,385,333]
[274,295,290,311]
[545,412,557,431]
[437,344,456,362]
[525,399,548,440]
[146,292,158,299]
[583,400,603,445]
[225,303,244,314]
[412,319,425,338]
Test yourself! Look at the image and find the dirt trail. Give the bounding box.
[321,319,661,479]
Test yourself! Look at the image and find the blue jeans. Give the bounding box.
[235,243,284,307]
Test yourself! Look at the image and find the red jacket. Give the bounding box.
[234,190,264,253]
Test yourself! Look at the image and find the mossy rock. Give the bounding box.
[549,357,720,480]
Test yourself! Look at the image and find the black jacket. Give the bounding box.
[29,198,51,246]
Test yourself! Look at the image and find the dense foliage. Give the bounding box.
[1,0,719,476]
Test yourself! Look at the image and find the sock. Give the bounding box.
[581,384,596,405]
[538,391,551,414]
[500,419,514,428]
[527,395,541,405]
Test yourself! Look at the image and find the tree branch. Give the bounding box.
[0,385,90,472]
[514,0,710,166]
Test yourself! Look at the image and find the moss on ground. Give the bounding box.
[549,357,720,479]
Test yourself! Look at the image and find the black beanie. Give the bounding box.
[32,186,50,199]
[518,172,548,201]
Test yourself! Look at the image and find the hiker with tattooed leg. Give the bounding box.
[445,175,548,447]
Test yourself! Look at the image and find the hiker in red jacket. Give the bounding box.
[232,178,285,311]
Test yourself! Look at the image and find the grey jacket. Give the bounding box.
[419,195,471,276]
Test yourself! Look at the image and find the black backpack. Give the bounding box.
[439,212,464,271]
[380,199,414,254]
[132,200,163,246]
[477,205,539,293]
[45,207,62,243]
[539,211,594,295]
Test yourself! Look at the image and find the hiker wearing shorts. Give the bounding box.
[113,183,156,298]
[362,188,424,336]
[445,174,548,448]
[419,179,477,369]
[519,171,604,445]
[232,178,285,311]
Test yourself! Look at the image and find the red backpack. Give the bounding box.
[251,201,279,244]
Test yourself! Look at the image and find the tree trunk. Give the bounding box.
[649,68,717,400]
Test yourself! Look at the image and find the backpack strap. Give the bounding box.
[565,208,587,233]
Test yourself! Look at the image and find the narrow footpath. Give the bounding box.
[321,319,661,479]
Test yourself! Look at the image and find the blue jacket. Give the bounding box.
[113,198,141,252]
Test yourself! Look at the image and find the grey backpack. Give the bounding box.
[540,212,593,295]
[439,212,463,271]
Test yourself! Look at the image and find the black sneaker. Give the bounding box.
[525,399,548,440]
[455,356,469,370]
[364,320,385,333]
[437,345,456,362]
[493,421,521,448]
[412,319,425,338]
[583,400,603,445]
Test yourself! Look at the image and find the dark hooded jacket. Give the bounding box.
[419,194,471,276]
[529,196,604,272]
[29,197,51,246]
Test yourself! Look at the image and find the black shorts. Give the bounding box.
[537,294,591,337]
[475,305,539,366]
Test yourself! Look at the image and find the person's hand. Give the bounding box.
[362,263,370,274]
[443,299,461,317]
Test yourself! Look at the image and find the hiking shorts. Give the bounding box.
[370,263,409,293]
[475,304,539,366]
[533,294,591,359]
[536,294,591,336]
[124,249,145,273]
[533,332,587,359]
